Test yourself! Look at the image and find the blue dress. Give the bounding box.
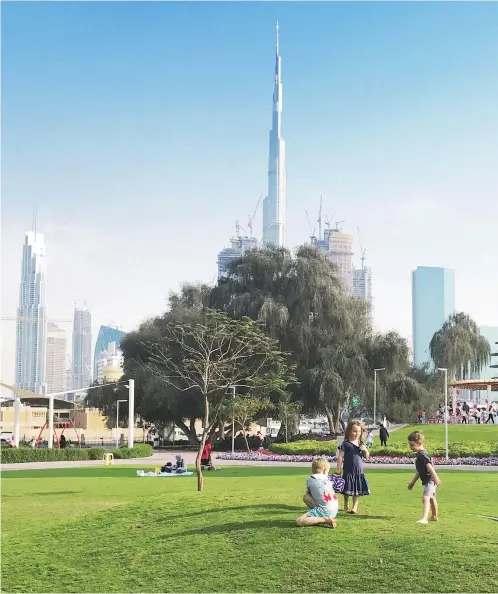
[339,440,370,496]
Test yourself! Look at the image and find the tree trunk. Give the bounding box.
[323,404,335,434]
[218,419,225,440]
[195,398,210,492]
[242,423,251,453]
[333,402,342,434]
[176,419,199,445]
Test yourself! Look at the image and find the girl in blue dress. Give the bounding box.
[336,420,370,514]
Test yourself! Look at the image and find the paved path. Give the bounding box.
[2,450,497,472]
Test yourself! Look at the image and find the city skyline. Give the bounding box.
[2,2,497,391]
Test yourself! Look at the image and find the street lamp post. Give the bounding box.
[116,399,127,448]
[127,379,135,448]
[373,368,385,426]
[438,368,449,462]
[229,386,236,454]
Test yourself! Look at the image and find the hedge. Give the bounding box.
[270,440,338,456]
[0,443,153,464]
[111,444,154,459]
[269,439,498,458]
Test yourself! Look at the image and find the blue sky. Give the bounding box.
[2,1,498,386]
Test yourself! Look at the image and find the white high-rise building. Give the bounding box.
[217,235,258,278]
[46,322,67,394]
[15,231,47,393]
[353,267,372,303]
[72,306,92,390]
[263,23,286,247]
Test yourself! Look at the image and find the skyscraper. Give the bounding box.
[311,226,354,292]
[93,325,126,379]
[72,305,92,390]
[263,22,286,247]
[353,267,372,303]
[15,231,47,393]
[46,322,67,394]
[412,266,455,367]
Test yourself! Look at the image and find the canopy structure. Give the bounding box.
[0,383,75,409]
[448,379,498,392]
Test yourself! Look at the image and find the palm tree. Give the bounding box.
[429,312,491,379]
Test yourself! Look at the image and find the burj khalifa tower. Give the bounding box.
[262,22,287,247]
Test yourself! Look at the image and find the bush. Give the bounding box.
[0,443,153,464]
[1,447,87,464]
[86,447,106,460]
[130,443,154,457]
[270,440,338,456]
[111,444,153,459]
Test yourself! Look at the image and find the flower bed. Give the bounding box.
[216,451,498,466]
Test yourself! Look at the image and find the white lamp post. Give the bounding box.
[438,368,449,462]
[126,379,135,448]
[229,385,236,454]
[116,399,127,448]
[373,368,385,426]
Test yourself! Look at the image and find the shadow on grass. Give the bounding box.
[161,518,297,539]
[157,503,303,523]
[3,490,82,498]
[345,514,392,520]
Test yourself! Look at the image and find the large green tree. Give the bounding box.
[430,312,491,379]
[209,245,373,433]
[133,309,293,491]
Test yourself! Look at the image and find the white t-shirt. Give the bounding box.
[306,474,338,512]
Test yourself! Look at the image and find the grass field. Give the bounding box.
[381,423,498,447]
[2,465,498,593]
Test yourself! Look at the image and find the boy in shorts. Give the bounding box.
[296,457,338,529]
[407,431,441,524]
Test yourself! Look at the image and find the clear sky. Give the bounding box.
[2,1,498,389]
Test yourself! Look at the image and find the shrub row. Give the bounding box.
[269,439,498,458]
[270,440,338,456]
[0,443,153,464]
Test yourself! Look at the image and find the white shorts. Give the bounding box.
[423,481,436,498]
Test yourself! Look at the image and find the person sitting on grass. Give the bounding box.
[174,454,185,469]
[407,430,441,524]
[296,457,338,529]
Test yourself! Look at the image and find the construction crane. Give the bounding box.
[247,194,262,238]
[235,220,247,236]
[334,220,345,231]
[1,316,72,324]
[357,227,367,270]
[305,210,316,242]
[317,195,323,240]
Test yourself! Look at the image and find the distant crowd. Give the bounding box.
[417,401,497,425]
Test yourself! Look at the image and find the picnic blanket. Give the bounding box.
[136,470,193,477]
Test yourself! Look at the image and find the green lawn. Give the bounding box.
[383,423,498,446]
[2,466,497,593]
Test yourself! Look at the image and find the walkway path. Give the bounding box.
[2,450,497,472]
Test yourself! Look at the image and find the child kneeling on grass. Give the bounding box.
[296,457,338,529]
[407,430,441,524]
